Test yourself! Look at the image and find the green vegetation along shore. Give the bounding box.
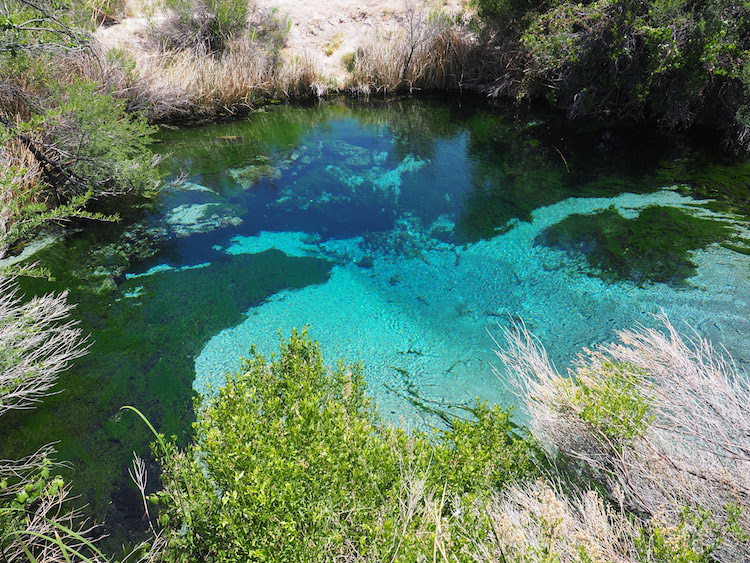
[1,0,749,560]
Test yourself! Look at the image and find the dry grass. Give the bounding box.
[496,316,750,561]
[344,6,482,94]
[480,482,640,563]
[78,0,484,115]
[77,33,324,120]
[0,278,88,415]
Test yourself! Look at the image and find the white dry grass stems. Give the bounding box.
[0,277,88,416]
[480,481,640,563]
[496,316,750,561]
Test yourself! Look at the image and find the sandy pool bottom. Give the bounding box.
[193,190,750,427]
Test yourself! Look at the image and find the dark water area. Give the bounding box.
[1,95,749,552]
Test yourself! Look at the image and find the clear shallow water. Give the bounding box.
[2,97,750,544]
[144,98,750,425]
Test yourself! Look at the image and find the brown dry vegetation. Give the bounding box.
[90,0,484,121]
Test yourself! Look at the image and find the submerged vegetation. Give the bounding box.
[1,0,750,560]
[535,205,735,285]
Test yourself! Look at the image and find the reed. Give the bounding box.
[345,9,481,94]
[496,316,750,561]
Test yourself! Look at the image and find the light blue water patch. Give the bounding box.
[195,189,750,426]
[125,262,211,279]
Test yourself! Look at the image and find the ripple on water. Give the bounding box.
[194,189,750,427]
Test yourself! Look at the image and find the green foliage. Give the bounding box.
[152,330,538,562]
[636,506,735,562]
[47,80,158,196]
[341,51,356,73]
[472,0,550,32]
[0,79,157,255]
[429,402,537,494]
[475,0,750,150]
[566,360,654,443]
[0,0,90,55]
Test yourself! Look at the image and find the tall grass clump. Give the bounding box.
[346,3,480,93]
[91,0,328,120]
[497,316,750,561]
[147,0,250,55]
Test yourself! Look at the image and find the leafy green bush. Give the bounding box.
[0,79,157,256]
[475,0,750,151]
[151,330,538,562]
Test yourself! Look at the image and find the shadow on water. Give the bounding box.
[0,231,331,549]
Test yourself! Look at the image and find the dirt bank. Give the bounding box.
[96,0,470,88]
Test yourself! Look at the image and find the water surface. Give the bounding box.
[2,96,750,546]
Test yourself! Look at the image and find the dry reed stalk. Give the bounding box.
[347,21,478,93]
[479,482,639,563]
[270,50,326,99]
[1,486,107,563]
[496,317,750,561]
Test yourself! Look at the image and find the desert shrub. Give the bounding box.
[150,330,538,562]
[148,0,251,54]
[497,317,750,561]
[0,278,87,415]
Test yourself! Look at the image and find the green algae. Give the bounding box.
[650,159,750,219]
[534,205,734,286]
[0,232,332,546]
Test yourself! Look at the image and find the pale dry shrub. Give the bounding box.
[496,317,750,561]
[0,278,88,415]
[479,481,639,563]
[347,2,477,93]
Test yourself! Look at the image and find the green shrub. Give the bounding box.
[0,79,157,255]
[152,330,539,561]
[151,0,251,54]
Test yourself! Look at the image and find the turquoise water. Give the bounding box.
[2,97,750,545]
[146,98,750,424]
